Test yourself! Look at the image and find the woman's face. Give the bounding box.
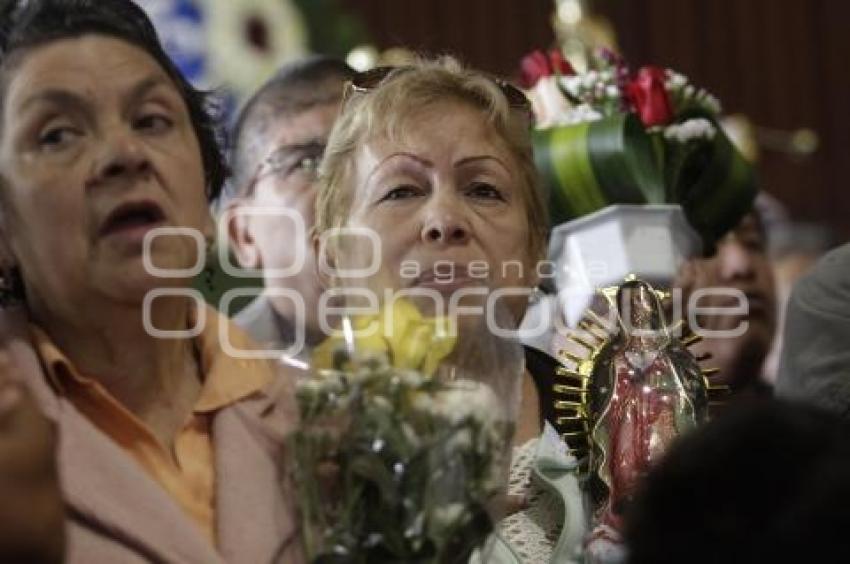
[0,35,210,312]
[334,100,537,322]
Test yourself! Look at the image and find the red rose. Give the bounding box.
[519,49,575,89]
[519,51,549,89]
[626,66,674,127]
[548,48,575,77]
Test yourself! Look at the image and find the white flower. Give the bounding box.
[665,71,688,89]
[528,76,574,129]
[346,365,379,386]
[431,503,465,530]
[663,118,717,143]
[295,378,325,407]
[299,372,348,396]
[605,85,621,98]
[445,427,474,451]
[594,83,607,98]
[204,0,308,99]
[560,75,584,97]
[582,70,599,89]
[558,103,603,125]
[369,394,394,414]
[701,93,722,114]
[429,380,503,427]
[394,370,424,389]
[410,390,436,414]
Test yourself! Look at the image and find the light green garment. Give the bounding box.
[472,424,587,564]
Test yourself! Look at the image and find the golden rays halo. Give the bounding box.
[553,276,731,473]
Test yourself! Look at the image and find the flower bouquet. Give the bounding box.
[292,299,522,563]
[520,48,757,327]
[521,48,756,248]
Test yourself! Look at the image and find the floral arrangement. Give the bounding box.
[293,300,514,563]
[521,48,756,246]
[137,0,308,99]
[205,0,308,97]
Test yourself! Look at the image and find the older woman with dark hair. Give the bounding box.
[0,1,302,562]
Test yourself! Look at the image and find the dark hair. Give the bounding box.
[0,0,226,201]
[625,400,850,563]
[228,55,355,197]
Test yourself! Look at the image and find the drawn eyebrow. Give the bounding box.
[365,152,433,185]
[454,155,512,176]
[378,151,433,168]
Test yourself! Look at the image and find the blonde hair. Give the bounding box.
[315,56,548,262]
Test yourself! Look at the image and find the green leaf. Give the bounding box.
[534,114,664,225]
[587,113,665,206]
[665,110,758,248]
[349,454,399,507]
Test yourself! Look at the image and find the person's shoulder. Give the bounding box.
[778,243,850,412]
[790,242,850,317]
[212,304,301,433]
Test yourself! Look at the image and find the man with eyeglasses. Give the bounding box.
[227,56,354,357]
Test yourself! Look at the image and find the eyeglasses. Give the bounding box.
[242,141,325,197]
[343,65,534,121]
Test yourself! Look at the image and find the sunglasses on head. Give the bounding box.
[343,65,534,121]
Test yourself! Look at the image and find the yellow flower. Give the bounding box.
[312,299,456,377]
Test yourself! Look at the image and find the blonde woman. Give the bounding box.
[314,59,586,563]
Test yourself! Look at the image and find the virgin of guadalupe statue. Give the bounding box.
[585,279,708,547]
